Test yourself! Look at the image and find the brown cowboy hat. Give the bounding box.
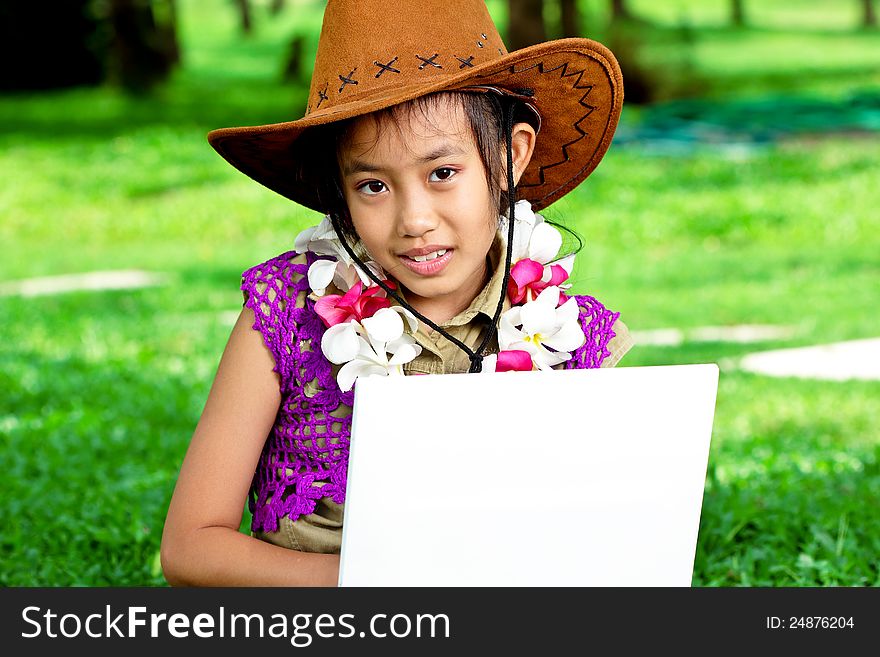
[207,0,624,213]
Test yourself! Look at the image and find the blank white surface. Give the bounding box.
[339,363,719,587]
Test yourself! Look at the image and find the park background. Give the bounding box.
[1,0,878,586]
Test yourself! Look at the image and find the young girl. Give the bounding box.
[161,0,632,587]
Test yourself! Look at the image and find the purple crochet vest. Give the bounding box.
[241,250,621,533]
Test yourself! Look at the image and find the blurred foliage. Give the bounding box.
[0,0,180,93]
[0,0,104,90]
[606,15,704,103]
[588,1,880,102]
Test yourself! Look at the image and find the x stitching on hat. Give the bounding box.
[338,68,358,93]
[373,57,400,78]
[316,84,329,108]
[416,53,442,70]
[455,55,475,69]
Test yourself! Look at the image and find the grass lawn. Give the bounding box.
[0,0,878,586]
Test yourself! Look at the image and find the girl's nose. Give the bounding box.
[395,189,439,238]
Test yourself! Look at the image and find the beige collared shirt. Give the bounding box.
[252,235,634,553]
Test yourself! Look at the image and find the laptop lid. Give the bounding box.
[338,363,719,586]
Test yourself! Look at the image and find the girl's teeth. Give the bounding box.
[412,249,447,262]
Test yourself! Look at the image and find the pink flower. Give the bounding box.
[314,280,394,328]
[507,258,570,305]
[495,350,534,372]
[482,349,534,373]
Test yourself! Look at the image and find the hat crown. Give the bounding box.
[306,0,509,115]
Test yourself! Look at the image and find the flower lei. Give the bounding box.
[293,200,586,392]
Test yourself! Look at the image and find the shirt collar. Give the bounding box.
[446,231,509,327]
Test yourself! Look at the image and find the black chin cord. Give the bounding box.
[329,106,518,373]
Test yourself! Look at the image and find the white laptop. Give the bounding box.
[338,363,719,587]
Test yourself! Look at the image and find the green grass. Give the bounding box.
[1,0,879,586]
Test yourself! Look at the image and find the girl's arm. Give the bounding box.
[160,307,340,587]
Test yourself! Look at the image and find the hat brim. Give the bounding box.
[207,38,623,213]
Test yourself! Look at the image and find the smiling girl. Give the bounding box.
[161,0,632,587]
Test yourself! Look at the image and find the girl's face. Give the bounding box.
[339,97,499,324]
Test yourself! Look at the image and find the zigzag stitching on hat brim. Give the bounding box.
[476,58,615,206]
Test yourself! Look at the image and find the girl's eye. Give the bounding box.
[429,167,456,182]
[358,181,387,195]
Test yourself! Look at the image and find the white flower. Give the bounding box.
[361,305,418,342]
[320,321,362,364]
[499,200,562,265]
[320,308,421,392]
[296,215,384,296]
[307,258,384,297]
[294,215,343,258]
[498,285,585,370]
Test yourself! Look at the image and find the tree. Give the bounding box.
[610,0,632,20]
[560,0,580,37]
[282,35,307,82]
[507,0,546,51]
[235,0,253,35]
[107,0,180,92]
[0,0,179,93]
[731,0,746,27]
[0,0,103,90]
[863,0,878,28]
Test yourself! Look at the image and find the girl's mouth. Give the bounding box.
[398,248,454,275]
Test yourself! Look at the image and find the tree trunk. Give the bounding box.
[863,0,878,27]
[610,0,631,20]
[560,0,580,37]
[235,0,252,34]
[731,0,746,27]
[109,0,179,92]
[159,0,181,65]
[507,0,546,51]
[282,34,306,82]
[270,0,285,15]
